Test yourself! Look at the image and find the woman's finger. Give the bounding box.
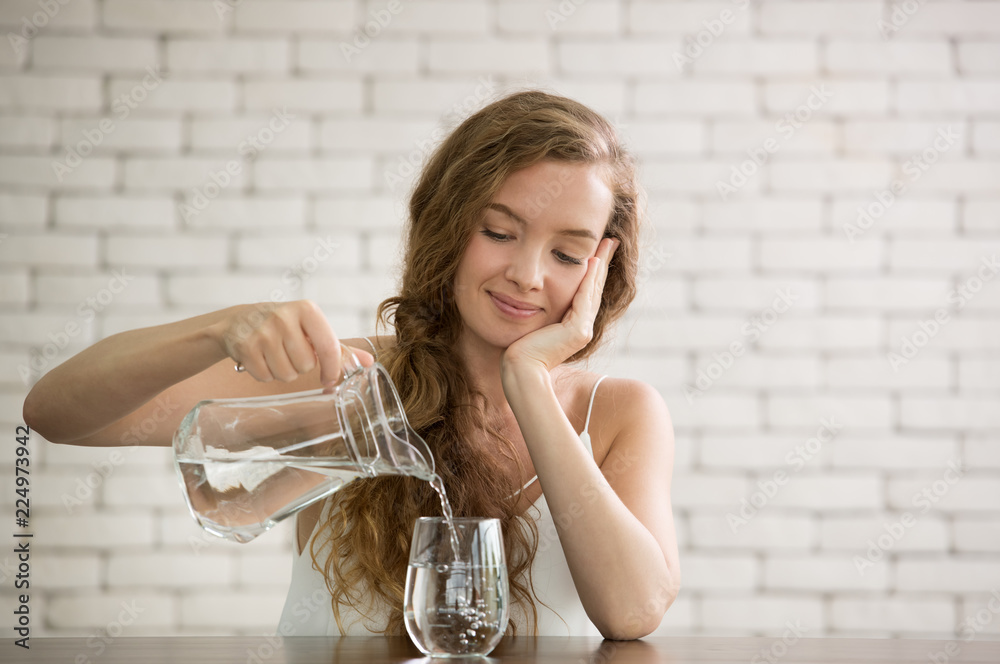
[297,303,340,385]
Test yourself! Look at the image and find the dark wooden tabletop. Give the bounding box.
[7,635,1000,663]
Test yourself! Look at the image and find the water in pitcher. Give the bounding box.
[178,442,464,554]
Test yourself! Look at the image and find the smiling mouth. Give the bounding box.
[488,292,541,317]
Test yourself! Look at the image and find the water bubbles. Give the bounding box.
[470,621,481,629]
[435,563,449,573]
[459,638,468,646]
[466,629,476,637]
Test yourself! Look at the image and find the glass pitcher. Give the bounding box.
[172,347,435,543]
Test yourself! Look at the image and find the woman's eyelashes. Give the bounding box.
[479,229,585,266]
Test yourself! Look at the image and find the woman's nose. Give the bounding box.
[505,248,544,291]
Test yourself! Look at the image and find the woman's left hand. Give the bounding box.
[502,237,620,375]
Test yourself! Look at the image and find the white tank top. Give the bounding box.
[277,343,607,636]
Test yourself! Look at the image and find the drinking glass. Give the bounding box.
[404,517,508,658]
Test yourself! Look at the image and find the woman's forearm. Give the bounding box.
[501,363,675,639]
[22,306,234,444]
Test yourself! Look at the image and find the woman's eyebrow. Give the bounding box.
[486,203,598,241]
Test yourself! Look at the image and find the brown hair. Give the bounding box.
[310,88,646,635]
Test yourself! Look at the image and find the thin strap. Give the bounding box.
[362,336,378,360]
[581,375,608,438]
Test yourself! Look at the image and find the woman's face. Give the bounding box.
[453,160,615,353]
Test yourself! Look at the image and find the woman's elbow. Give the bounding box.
[597,576,681,641]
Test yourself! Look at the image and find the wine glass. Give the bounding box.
[404,517,508,657]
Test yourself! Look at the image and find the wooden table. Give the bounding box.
[7,635,1000,663]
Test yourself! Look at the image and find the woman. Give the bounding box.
[23,89,680,640]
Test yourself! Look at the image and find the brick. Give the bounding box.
[668,394,760,430]
[0,311,96,350]
[901,3,1000,36]
[821,514,950,553]
[0,154,115,189]
[109,77,235,113]
[826,40,952,74]
[905,161,1000,193]
[237,552,294,587]
[693,41,817,75]
[693,277,819,311]
[770,159,895,193]
[831,598,955,634]
[622,120,704,156]
[825,277,952,310]
[711,120,837,155]
[765,555,887,591]
[761,238,884,271]
[374,1,489,34]
[124,157,249,191]
[34,554,102,588]
[372,77,501,115]
[106,236,228,270]
[302,273,398,309]
[626,314,744,351]
[367,231,407,270]
[430,38,550,74]
[167,274,302,307]
[889,474,1000,513]
[189,116,310,155]
[606,354,687,393]
[760,2,881,34]
[59,118,182,152]
[972,122,1000,154]
[167,39,290,73]
[54,195,175,231]
[896,559,1000,593]
[631,276,688,313]
[103,471,191,507]
[103,0,227,32]
[646,199,699,234]
[890,320,1000,355]
[954,519,1000,553]
[108,553,236,587]
[889,239,1000,271]
[319,118,439,152]
[500,1,621,35]
[967,437,1000,470]
[34,512,155,547]
[957,595,1000,637]
[843,121,968,154]
[234,0,355,32]
[765,80,888,115]
[959,358,1000,390]
[648,595,694,634]
[243,78,363,113]
[48,592,177,629]
[236,233,361,271]
[680,554,757,591]
[185,196,307,230]
[0,271,29,305]
[767,393,890,428]
[0,0,97,29]
[689,513,815,550]
[559,39,686,76]
[0,192,48,231]
[32,36,159,70]
[0,233,98,267]
[159,512,290,554]
[36,273,160,308]
[254,157,373,191]
[959,42,1000,73]
[636,81,755,115]
[897,81,1000,113]
[180,591,290,627]
[703,356,823,390]
[701,596,823,632]
[833,198,957,236]
[702,198,823,232]
[826,356,951,390]
[628,2,752,36]
[701,431,829,470]
[0,75,101,111]
[298,38,419,73]
[648,159,762,196]
[966,200,1000,231]
[0,115,54,148]
[766,473,884,510]
[672,473,748,509]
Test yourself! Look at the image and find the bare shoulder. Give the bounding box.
[587,375,673,466]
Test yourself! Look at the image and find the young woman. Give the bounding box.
[23,90,680,640]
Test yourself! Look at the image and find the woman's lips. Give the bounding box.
[489,292,541,319]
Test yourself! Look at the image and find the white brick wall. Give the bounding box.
[2,0,998,642]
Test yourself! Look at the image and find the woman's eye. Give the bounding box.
[480,229,509,241]
[555,251,584,266]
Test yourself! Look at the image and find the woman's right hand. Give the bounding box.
[214,300,367,387]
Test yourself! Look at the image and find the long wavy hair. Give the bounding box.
[310,88,646,635]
